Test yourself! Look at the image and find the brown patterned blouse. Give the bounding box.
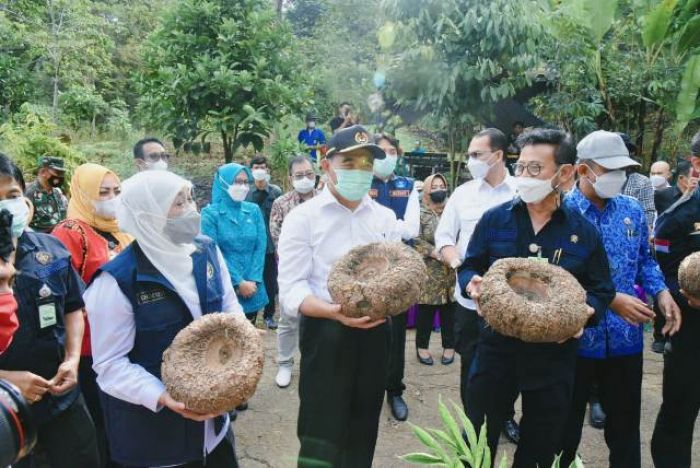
[414,205,455,305]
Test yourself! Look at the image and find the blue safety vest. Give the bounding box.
[369,175,414,220]
[95,236,225,467]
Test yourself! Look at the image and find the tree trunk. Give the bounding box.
[91,112,96,137]
[276,0,284,15]
[650,110,665,165]
[635,95,646,160]
[222,131,232,163]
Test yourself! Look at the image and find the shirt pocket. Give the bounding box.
[557,243,591,276]
[488,241,518,263]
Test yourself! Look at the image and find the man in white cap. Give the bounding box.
[560,130,681,467]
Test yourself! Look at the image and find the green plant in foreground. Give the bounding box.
[402,397,584,467]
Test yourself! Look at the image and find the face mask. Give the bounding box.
[514,176,556,204]
[49,177,64,188]
[293,178,315,194]
[332,169,373,201]
[228,183,250,202]
[373,155,398,178]
[650,175,667,189]
[164,209,201,244]
[252,169,268,182]
[0,199,29,238]
[307,121,316,129]
[93,197,119,219]
[429,190,448,204]
[146,160,168,171]
[467,155,496,180]
[588,168,627,199]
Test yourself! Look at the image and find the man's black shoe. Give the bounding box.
[503,418,520,444]
[589,401,606,429]
[388,395,408,421]
[651,339,665,354]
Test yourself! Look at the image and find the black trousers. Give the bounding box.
[386,310,408,397]
[113,434,238,468]
[651,346,700,467]
[16,394,99,468]
[297,316,390,468]
[653,302,666,342]
[79,356,116,467]
[454,304,480,409]
[262,253,278,320]
[416,303,455,350]
[466,345,572,468]
[560,354,643,468]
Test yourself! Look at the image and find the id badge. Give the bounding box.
[528,256,549,264]
[38,303,57,329]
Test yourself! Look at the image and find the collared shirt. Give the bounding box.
[434,175,517,308]
[278,187,399,317]
[269,189,318,249]
[622,172,656,230]
[246,183,282,254]
[565,187,667,358]
[457,197,615,387]
[84,247,241,462]
[26,180,68,232]
[297,128,326,161]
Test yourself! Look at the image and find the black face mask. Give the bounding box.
[49,177,64,188]
[429,189,448,204]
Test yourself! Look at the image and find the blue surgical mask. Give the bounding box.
[332,169,373,201]
[373,155,398,178]
[0,198,29,238]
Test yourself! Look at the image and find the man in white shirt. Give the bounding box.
[434,128,520,441]
[278,125,399,467]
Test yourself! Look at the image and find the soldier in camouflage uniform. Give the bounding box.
[25,156,68,233]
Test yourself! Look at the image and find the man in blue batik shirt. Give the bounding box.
[560,131,682,468]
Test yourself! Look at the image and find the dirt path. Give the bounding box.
[234,329,700,467]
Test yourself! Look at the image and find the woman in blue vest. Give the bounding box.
[201,163,269,323]
[85,170,244,468]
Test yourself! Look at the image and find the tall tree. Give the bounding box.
[380,0,544,184]
[138,0,309,162]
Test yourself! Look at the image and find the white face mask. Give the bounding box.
[373,155,398,178]
[0,198,29,238]
[93,197,119,219]
[587,168,627,199]
[145,160,168,171]
[467,154,496,180]
[650,175,667,189]
[228,183,250,202]
[293,177,315,194]
[514,176,556,204]
[252,169,268,182]
[307,121,316,129]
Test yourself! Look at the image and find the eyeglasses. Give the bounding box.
[144,152,171,163]
[292,171,316,181]
[513,162,545,177]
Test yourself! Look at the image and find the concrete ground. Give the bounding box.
[234,329,700,467]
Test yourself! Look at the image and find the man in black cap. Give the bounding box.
[297,113,326,162]
[278,125,398,467]
[25,156,68,233]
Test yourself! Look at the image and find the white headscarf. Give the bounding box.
[116,171,200,308]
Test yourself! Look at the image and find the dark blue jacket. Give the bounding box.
[95,236,225,467]
[457,197,615,388]
[0,231,85,424]
[370,175,414,220]
[654,189,700,352]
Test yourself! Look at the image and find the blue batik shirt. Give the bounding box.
[297,128,326,161]
[565,187,667,358]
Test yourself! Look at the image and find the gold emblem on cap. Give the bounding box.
[571,235,579,243]
[354,132,369,144]
[35,251,52,265]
